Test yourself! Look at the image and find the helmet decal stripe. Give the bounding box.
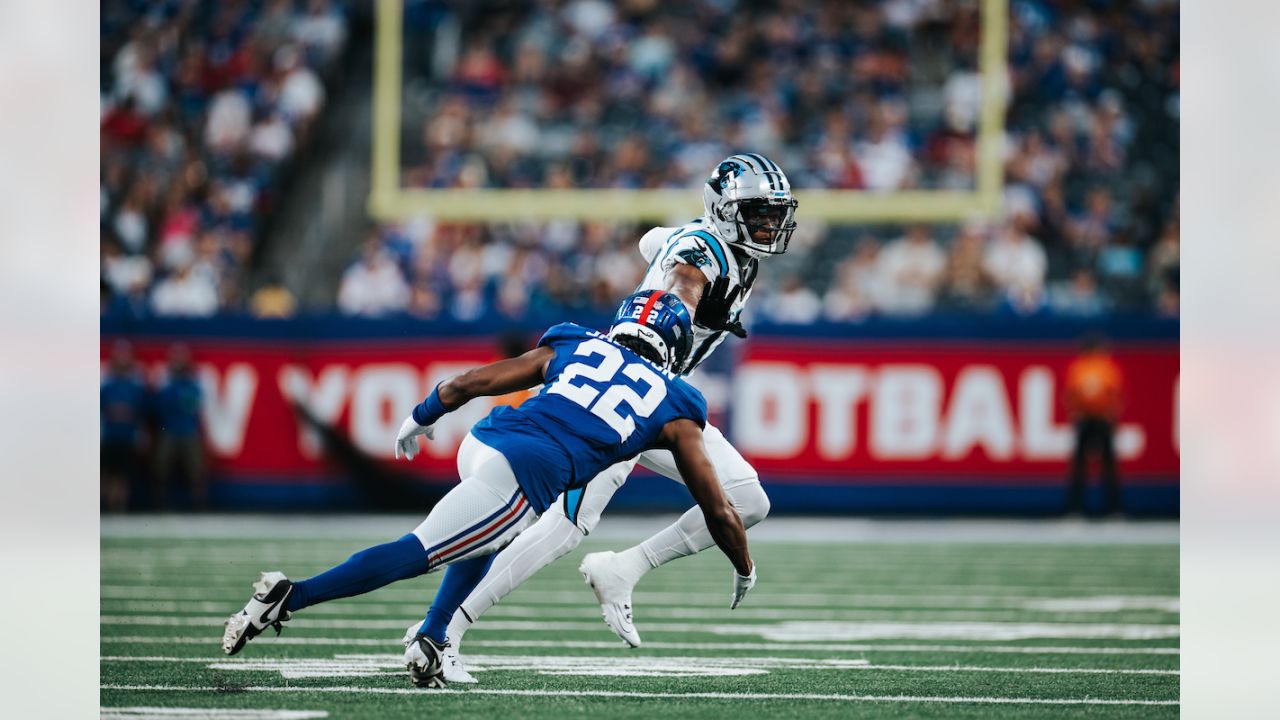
[748,152,776,173]
[731,154,759,172]
[637,290,665,325]
[746,154,780,191]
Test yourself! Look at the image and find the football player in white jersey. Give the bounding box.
[411,154,798,683]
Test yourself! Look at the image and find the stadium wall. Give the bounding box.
[101,314,1178,516]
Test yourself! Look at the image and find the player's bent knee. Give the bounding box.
[727,480,770,528]
[536,507,589,551]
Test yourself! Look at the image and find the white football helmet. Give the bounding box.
[702,153,798,259]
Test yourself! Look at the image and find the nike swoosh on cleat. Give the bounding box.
[256,594,289,625]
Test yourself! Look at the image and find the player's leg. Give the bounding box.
[1067,420,1089,514]
[222,449,534,660]
[411,431,507,645]
[580,423,769,644]
[151,433,174,510]
[1098,419,1122,515]
[429,459,635,667]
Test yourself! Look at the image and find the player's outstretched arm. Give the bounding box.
[394,346,554,460]
[437,346,555,406]
[662,418,756,606]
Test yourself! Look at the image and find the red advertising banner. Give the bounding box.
[105,338,502,481]
[731,339,1178,485]
[102,334,1178,488]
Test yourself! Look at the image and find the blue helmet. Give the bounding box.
[608,290,693,372]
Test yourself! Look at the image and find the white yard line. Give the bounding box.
[99,600,1178,622]
[101,654,1179,676]
[100,684,1179,706]
[98,615,1181,640]
[99,635,1180,655]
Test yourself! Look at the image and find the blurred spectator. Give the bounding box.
[875,226,946,315]
[983,221,1047,298]
[766,275,822,325]
[151,262,220,317]
[249,273,299,318]
[937,224,995,312]
[102,237,153,297]
[152,345,207,510]
[1147,218,1179,298]
[407,281,444,320]
[101,341,147,512]
[1063,335,1126,516]
[337,239,411,317]
[1048,268,1108,317]
[823,240,881,321]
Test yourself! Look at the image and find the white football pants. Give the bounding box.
[453,424,770,627]
[409,438,537,572]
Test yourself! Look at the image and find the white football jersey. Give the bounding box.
[635,218,759,374]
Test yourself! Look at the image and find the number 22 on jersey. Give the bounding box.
[546,338,667,441]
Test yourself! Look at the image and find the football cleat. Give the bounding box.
[579,551,642,648]
[404,632,449,689]
[222,571,294,656]
[402,623,476,684]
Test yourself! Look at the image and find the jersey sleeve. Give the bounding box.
[661,230,732,284]
[668,381,709,429]
[536,322,589,349]
[637,226,671,264]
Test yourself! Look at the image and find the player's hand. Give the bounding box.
[695,275,746,338]
[730,563,757,609]
[394,415,434,460]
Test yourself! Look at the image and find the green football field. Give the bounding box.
[101,516,1179,719]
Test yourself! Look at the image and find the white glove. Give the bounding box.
[730,563,757,609]
[394,415,434,460]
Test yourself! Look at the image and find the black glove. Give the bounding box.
[695,275,748,339]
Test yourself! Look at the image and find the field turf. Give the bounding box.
[101,516,1178,718]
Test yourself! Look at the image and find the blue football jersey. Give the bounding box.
[471,323,708,514]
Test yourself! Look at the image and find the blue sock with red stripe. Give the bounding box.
[287,534,428,612]
[418,554,495,642]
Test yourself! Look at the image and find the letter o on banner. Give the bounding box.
[732,363,807,458]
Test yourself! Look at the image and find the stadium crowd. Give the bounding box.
[357,0,1178,322]
[100,0,349,318]
[99,0,1178,322]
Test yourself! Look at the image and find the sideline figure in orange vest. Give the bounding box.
[1063,334,1126,516]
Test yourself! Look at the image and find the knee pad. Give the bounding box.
[726,480,771,528]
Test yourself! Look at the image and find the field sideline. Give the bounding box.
[101,516,1178,719]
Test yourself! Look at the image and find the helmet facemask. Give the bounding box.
[729,196,798,256]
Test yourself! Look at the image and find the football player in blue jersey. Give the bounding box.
[409,154,796,682]
[221,291,756,688]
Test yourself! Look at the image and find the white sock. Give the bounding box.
[614,545,657,586]
[637,482,770,568]
[446,608,472,648]
[638,505,710,567]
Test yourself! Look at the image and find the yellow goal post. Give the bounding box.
[369,0,1007,224]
